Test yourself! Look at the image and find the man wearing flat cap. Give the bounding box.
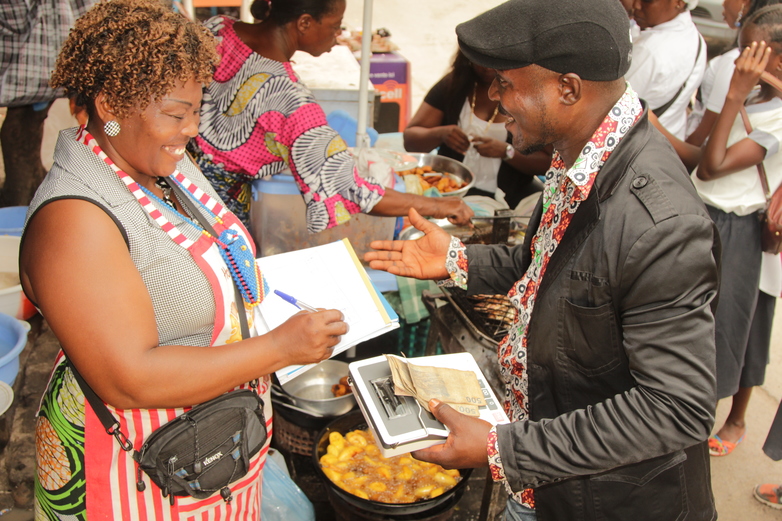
[365,0,719,519]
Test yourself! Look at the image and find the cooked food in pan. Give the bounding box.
[319,428,462,504]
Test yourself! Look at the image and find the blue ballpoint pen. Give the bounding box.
[274,290,318,312]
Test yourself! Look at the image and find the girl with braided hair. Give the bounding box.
[691,4,782,458]
[686,0,782,148]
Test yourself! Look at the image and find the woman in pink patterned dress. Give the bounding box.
[190,0,473,232]
[21,1,347,518]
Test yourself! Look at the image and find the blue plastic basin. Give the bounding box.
[0,313,30,385]
[0,206,27,236]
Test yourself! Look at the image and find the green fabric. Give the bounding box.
[382,290,403,318]
[396,276,440,324]
[380,290,434,356]
[35,362,87,520]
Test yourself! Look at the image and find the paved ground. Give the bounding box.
[708,307,782,521]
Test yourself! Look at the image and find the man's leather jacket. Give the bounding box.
[463,109,719,521]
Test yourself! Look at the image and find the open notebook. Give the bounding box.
[255,239,399,385]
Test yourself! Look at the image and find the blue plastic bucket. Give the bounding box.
[0,206,27,236]
[0,313,30,385]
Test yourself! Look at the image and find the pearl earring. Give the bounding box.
[104,120,121,137]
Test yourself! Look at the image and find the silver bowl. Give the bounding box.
[398,218,481,243]
[279,360,356,417]
[399,153,475,197]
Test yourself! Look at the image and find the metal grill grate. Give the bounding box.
[443,287,515,343]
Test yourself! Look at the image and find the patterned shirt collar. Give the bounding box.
[547,84,643,201]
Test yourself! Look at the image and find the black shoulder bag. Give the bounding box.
[70,183,267,506]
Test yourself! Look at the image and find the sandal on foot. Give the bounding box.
[754,484,782,510]
[708,432,745,456]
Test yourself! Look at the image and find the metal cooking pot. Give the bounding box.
[312,410,472,517]
[398,218,488,244]
[400,153,475,197]
[277,360,356,417]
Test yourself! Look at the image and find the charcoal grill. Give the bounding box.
[403,217,523,401]
[419,206,525,392]
[422,288,515,399]
[443,289,515,344]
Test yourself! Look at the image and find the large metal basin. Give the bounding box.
[400,153,475,197]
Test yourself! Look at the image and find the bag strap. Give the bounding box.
[70,180,253,451]
[761,71,782,93]
[739,105,772,202]
[653,35,703,118]
[69,360,134,450]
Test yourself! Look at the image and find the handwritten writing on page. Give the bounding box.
[256,239,398,384]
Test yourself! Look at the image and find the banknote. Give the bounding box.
[385,354,485,416]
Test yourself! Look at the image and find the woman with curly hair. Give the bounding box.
[190,0,473,233]
[20,0,347,518]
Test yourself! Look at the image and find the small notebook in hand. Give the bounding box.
[256,239,399,385]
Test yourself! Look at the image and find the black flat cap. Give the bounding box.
[456,0,632,81]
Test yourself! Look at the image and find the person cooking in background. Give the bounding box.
[403,49,549,209]
[21,0,347,516]
[625,0,706,139]
[190,0,473,233]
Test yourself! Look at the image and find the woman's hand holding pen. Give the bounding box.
[269,308,347,366]
[365,208,452,280]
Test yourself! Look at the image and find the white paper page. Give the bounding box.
[256,240,398,384]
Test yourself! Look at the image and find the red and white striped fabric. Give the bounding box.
[67,128,274,518]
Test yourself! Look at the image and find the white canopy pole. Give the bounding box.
[355,0,373,150]
[345,0,374,361]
